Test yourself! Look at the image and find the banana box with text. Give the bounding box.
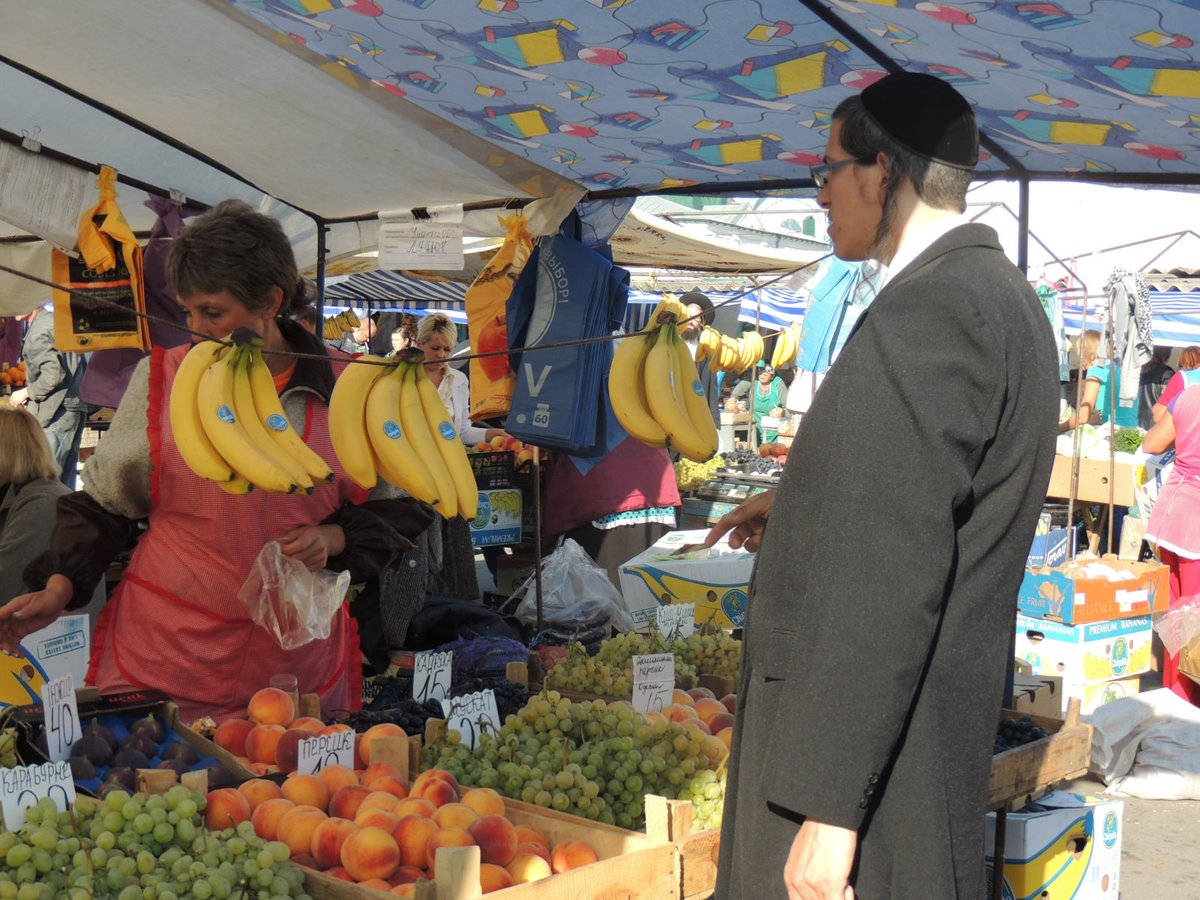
[985,792,1123,900]
[0,615,90,710]
[1017,558,1168,625]
[469,488,522,547]
[1015,614,1152,697]
[618,529,755,630]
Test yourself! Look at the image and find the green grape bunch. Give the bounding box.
[545,631,700,698]
[0,728,19,770]
[673,456,724,492]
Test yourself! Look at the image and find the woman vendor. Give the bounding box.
[0,201,432,722]
[751,362,788,443]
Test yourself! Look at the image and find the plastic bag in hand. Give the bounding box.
[237,541,350,650]
[513,538,635,632]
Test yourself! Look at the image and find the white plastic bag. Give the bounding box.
[1153,598,1200,657]
[237,541,350,650]
[513,538,635,632]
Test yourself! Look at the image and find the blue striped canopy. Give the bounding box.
[1064,291,1200,348]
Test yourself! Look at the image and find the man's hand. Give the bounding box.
[278,525,345,573]
[784,820,858,900]
[703,489,775,552]
[9,387,29,408]
[0,575,74,655]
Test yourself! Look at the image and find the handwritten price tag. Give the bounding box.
[656,603,696,640]
[378,206,464,270]
[297,731,355,776]
[440,689,500,750]
[39,673,78,763]
[632,653,675,714]
[0,762,75,830]
[413,651,453,703]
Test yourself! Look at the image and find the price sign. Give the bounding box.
[413,651,453,703]
[378,206,464,270]
[632,654,675,714]
[440,689,500,750]
[656,603,696,640]
[39,673,78,763]
[1,762,75,830]
[297,731,355,776]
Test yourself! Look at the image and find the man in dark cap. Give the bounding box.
[706,72,1059,898]
[678,289,721,424]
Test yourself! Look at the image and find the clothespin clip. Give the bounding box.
[20,128,41,153]
[169,188,188,207]
[411,207,432,220]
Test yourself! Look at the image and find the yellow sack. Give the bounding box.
[466,214,533,420]
[53,166,150,352]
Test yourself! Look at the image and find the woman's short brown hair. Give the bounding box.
[1179,346,1200,371]
[0,407,60,484]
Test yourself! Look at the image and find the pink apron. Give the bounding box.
[87,345,368,723]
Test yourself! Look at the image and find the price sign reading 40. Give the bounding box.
[413,650,453,703]
[39,673,78,763]
[440,689,500,751]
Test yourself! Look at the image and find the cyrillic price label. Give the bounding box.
[40,673,78,763]
[441,689,500,750]
[632,653,675,714]
[655,603,696,640]
[297,731,355,776]
[0,762,75,830]
[413,651,453,703]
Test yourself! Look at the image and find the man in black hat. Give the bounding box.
[706,72,1058,898]
[678,289,721,424]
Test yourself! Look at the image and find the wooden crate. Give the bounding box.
[987,699,1091,810]
[645,796,718,900]
[302,798,680,899]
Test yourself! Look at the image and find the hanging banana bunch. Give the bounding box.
[771,323,802,370]
[608,298,719,462]
[169,332,337,495]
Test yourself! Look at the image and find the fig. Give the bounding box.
[119,732,158,758]
[112,748,151,770]
[82,722,118,753]
[70,731,114,767]
[130,715,165,744]
[68,756,96,780]
[205,765,236,789]
[103,767,137,791]
[156,758,190,776]
[160,742,198,766]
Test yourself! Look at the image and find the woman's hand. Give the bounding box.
[278,525,346,572]
[484,428,510,443]
[0,575,75,654]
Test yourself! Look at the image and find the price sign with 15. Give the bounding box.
[632,653,675,714]
[413,650,453,703]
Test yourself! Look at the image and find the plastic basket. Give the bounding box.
[469,450,515,489]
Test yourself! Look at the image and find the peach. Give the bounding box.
[245,724,286,765]
[325,866,354,881]
[237,778,283,811]
[320,722,354,736]
[247,687,296,727]
[411,776,457,809]
[329,784,373,821]
[250,797,297,842]
[514,842,550,865]
[390,864,425,885]
[720,693,737,715]
[248,762,276,777]
[687,686,717,702]
[310,816,358,870]
[392,815,439,870]
[275,728,318,774]
[412,769,459,796]
[480,862,515,893]
[213,718,255,756]
[277,805,328,857]
[708,712,736,734]
[693,697,728,725]
[341,825,401,882]
[432,802,478,830]
[355,807,401,832]
[317,764,361,799]
[663,703,698,724]
[360,723,408,766]
[358,790,401,815]
[394,797,438,820]
[671,689,696,708]
[290,853,318,870]
[367,775,410,800]
[289,716,326,734]
[426,826,476,877]
[360,761,402,784]
[506,851,552,884]
[550,839,598,874]
[204,788,252,832]
[282,774,331,811]
[390,886,416,898]
[716,725,734,750]
[358,879,392,891]
[461,787,505,818]
[703,734,729,763]
[513,825,549,851]
[686,719,713,736]
[468,815,517,867]
[489,435,506,450]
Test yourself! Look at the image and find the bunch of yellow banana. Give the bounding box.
[328,351,478,519]
[608,304,719,462]
[169,337,336,494]
[694,325,722,362]
[771,323,801,369]
[322,309,361,341]
[708,329,765,374]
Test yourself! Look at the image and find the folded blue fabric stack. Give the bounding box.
[505,232,629,453]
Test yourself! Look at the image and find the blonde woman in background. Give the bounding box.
[415,313,508,446]
[1060,329,1139,432]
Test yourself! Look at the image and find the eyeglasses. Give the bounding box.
[810,157,863,189]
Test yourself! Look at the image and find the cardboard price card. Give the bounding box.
[297,731,355,776]
[378,205,464,270]
[632,653,675,714]
[39,673,78,763]
[1,762,75,831]
[656,603,696,639]
[441,689,501,750]
[413,650,453,703]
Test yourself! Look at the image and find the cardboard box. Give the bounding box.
[1015,614,1153,685]
[1010,674,1064,719]
[985,792,1123,899]
[1047,454,1135,506]
[1178,635,1200,686]
[469,488,522,547]
[1017,558,1168,625]
[618,530,755,629]
[0,615,91,710]
[1026,528,1070,569]
[1074,675,1141,714]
